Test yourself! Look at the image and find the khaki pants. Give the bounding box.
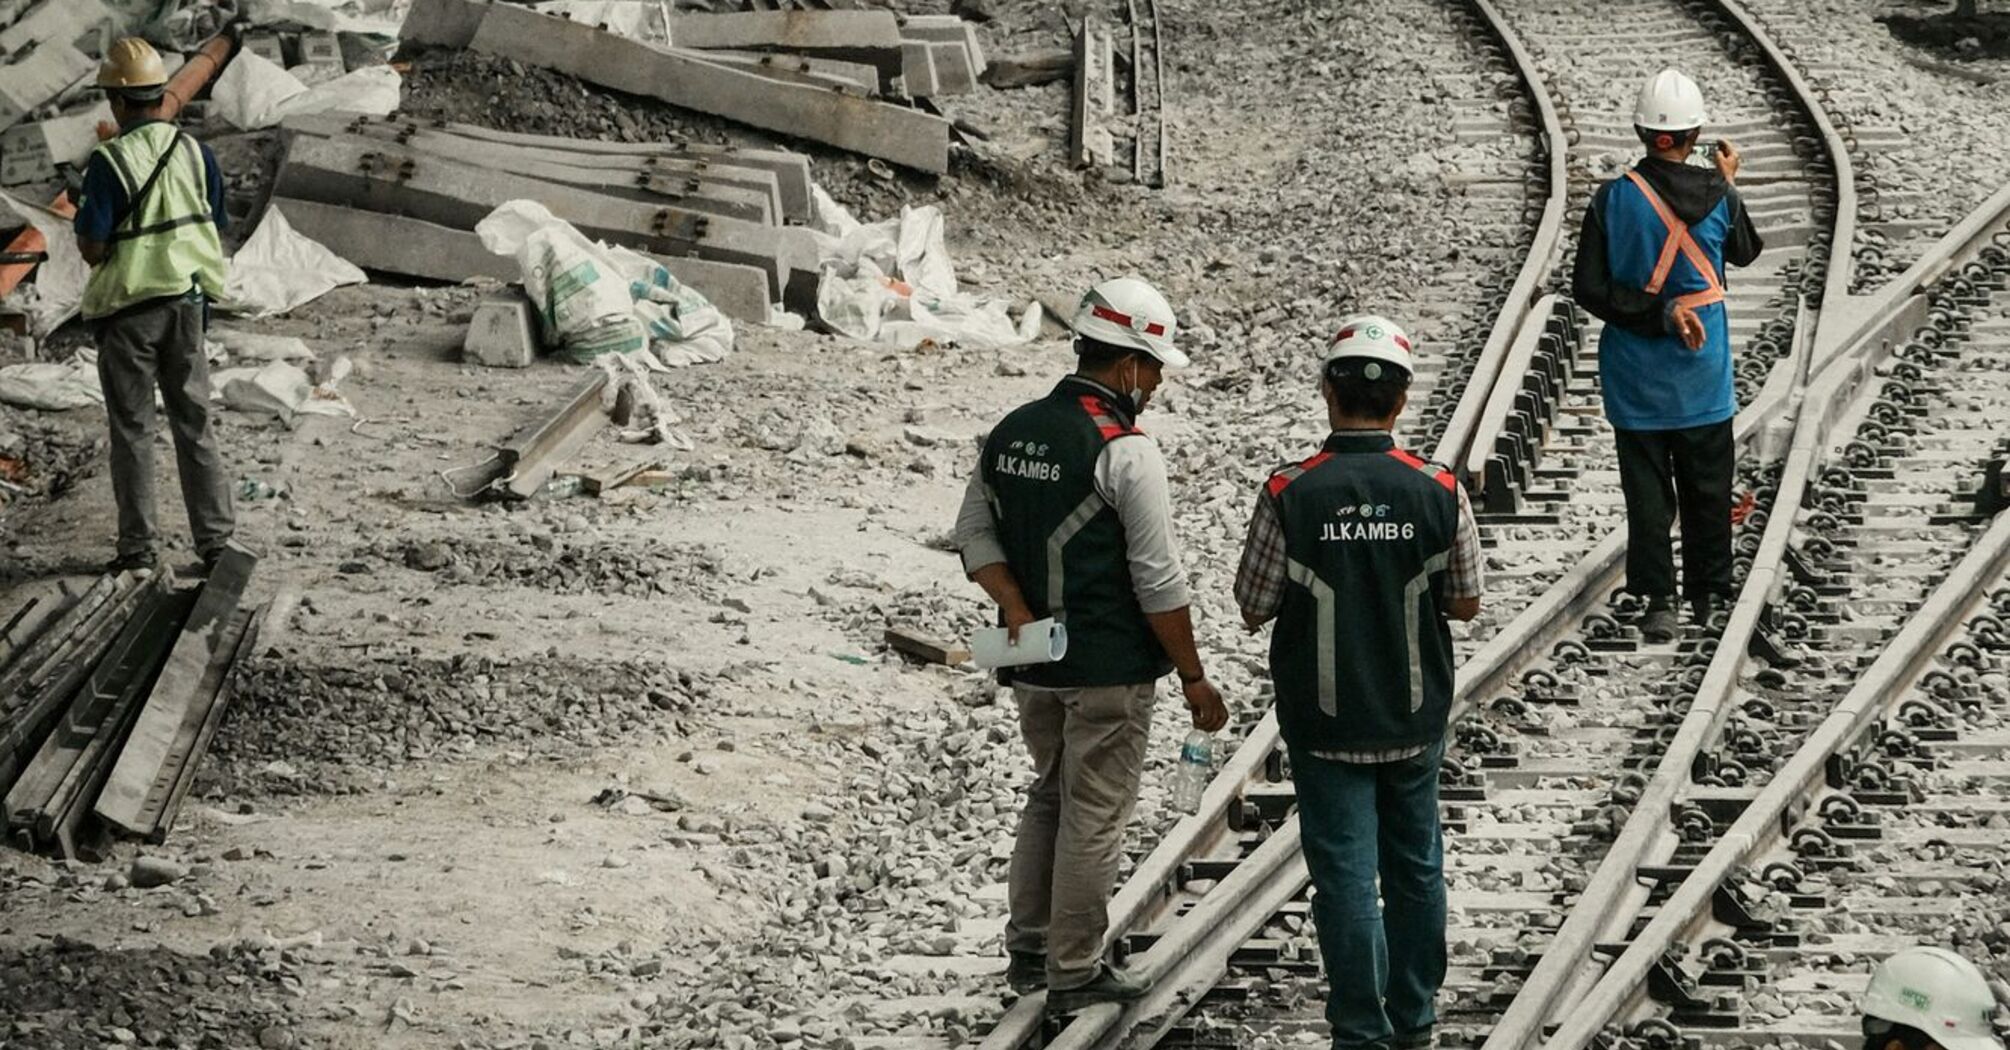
[1004,682,1155,990]
[93,294,235,560]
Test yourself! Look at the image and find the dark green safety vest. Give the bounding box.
[81,122,227,320]
[980,377,1171,688]
[1267,432,1459,753]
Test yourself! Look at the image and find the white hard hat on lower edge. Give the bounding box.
[1862,946,2003,1050]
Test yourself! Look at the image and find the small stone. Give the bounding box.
[257,1025,295,1050]
[403,542,453,572]
[103,872,130,891]
[815,855,849,880]
[222,847,248,862]
[630,958,662,977]
[801,803,836,824]
[130,856,186,889]
[601,855,630,870]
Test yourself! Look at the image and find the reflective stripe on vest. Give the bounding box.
[81,123,228,320]
[1044,490,1109,623]
[1623,170,1725,313]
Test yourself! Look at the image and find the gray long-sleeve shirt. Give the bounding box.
[954,423,1193,616]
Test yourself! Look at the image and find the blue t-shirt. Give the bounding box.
[73,121,227,243]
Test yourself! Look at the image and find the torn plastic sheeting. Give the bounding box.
[209,49,399,130]
[221,203,366,316]
[0,351,102,411]
[0,189,87,338]
[211,358,355,425]
[475,199,734,368]
[210,328,316,363]
[808,201,1030,350]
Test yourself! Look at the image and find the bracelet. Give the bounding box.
[1178,669,1206,685]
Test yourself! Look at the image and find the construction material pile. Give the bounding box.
[0,550,268,859]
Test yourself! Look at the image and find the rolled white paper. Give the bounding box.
[970,618,1069,669]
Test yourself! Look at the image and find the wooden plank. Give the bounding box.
[497,373,611,500]
[665,10,903,76]
[884,626,971,666]
[1069,17,1114,168]
[315,124,777,224]
[580,455,664,496]
[981,48,1072,89]
[398,0,489,47]
[270,197,775,324]
[471,2,949,174]
[277,134,811,296]
[94,547,257,837]
[150,606,257,843]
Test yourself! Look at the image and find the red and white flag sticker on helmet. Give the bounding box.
[1071,275,1187,367]
[1325,314,1416,378]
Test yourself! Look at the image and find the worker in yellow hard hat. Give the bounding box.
[73,37,235,574]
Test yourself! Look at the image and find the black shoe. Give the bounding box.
[1045,964,1148,1014]
[1005,950,1046,994]
[1394,1028,1436,1050]
[1639,598,1678,644]
[1689,594,1719,627]
[105,550,158,574]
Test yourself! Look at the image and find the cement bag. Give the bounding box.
[476,200,646,364]
[0,353,102,411]
[605,246,736,367]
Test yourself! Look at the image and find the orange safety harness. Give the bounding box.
[1623,169,1725,313]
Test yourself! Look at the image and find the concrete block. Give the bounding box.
[929,41,975,95]
[898,15,967,42]
[466,296,538,368]
[900,40,938,98]
[0,43,93,132]
[1069,19,1114,168]
[0,0,109,56]
[399,0,490,48]
[470,2,948,174]
[0,102,110,186]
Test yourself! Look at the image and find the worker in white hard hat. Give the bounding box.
[1861,947,2005,1050]
[1571,67,1764,644]
[73,37,235,575]
[1235,315,1484,1050]
[953,275,1227,1013]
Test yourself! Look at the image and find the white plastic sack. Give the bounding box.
[0,351,101,411]
[222,205,367,317]
[807,200,1032,351]
[211,329,317,364]
[212,358,355,424]
[211,49,400,130]
[0,189,88,337]
[475,200,735,367]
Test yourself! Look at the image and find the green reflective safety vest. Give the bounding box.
[979,377,1172,688]
[1267,432,1460,754]
[80,122,227,320]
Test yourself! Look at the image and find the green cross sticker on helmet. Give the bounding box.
[1326,313,1416,378]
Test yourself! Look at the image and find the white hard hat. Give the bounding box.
[1863,947,2003,1050]
[1634,68,1707,131]
[1072,275,1186,367]
[1324,314,1416,380]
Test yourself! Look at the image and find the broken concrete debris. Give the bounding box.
[465,293,539,369]
[0,551,266,859]
[1071,14,1117,169]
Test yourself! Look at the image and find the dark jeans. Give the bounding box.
[93,293,235,559]
[1614,420,1734,603]
[1292,742,1448,1050]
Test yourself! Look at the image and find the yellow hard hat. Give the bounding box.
[97,37,169,93]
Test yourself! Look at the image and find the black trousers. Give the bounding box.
[1614,420,1734,603]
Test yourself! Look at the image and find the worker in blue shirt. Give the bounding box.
[72,38,235,574]
[1572,68,1763,642]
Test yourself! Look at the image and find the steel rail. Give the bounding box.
[1428,0,1569,481]
[1535,185,2010,1050]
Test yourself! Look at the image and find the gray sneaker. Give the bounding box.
[1045,964,1148,1014]
[1639,602,1679,643]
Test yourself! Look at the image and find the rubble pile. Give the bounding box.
[211,652,705,795]
[379,534,733,600]
[0,938,306,1050]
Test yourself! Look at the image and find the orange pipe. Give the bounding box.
[1,32,234,301]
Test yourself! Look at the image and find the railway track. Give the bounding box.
[939,1,2010,1049]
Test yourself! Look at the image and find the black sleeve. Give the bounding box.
[1722,188,1762,268]
[1571,188,1668,338]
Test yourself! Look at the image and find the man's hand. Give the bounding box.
[1003,603,1036,644]
[1713,139,1741,183]
[1669,302,1707,350]
[1183,677,1228,732]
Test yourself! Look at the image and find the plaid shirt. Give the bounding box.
[1234,432,1485,764]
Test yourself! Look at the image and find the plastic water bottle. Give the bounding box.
[1172,730,1213,813]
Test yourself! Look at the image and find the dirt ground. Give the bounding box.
[3,0,2008,1047]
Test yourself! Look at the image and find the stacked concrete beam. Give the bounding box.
[0,0,109,57]
[467,2,950,173]
[0,43,93,132]
[898,14,985,97]
[664,10,905,79]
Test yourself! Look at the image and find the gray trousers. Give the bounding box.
[1004,682,1155,989]
[93,294,235,559]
